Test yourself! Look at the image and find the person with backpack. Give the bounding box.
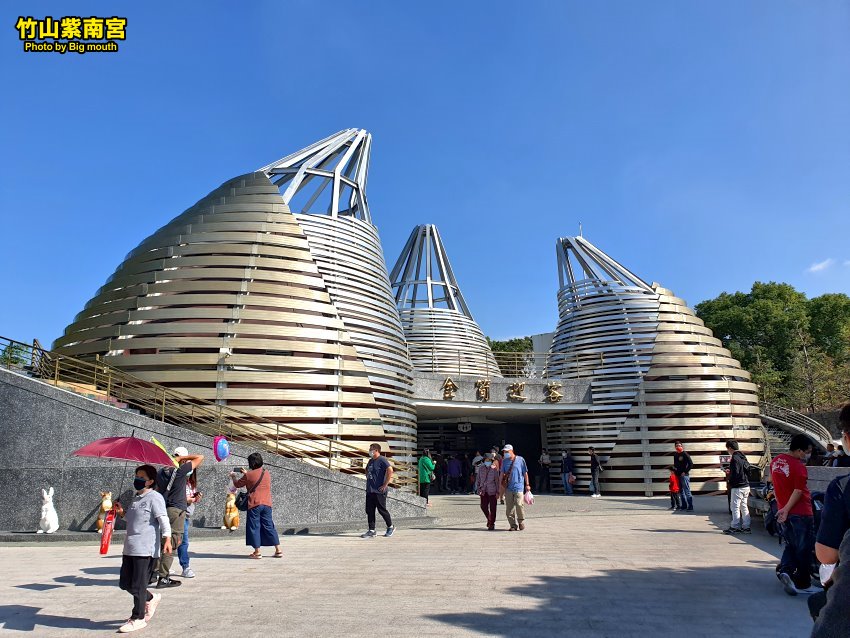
[231,452,282,558]
[673,442,694,511]
[722,440,751,535]
[152,447,203,589]
[499,444,530,531]
[770,434,818,596]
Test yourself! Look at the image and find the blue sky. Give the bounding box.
[2,1,849,344]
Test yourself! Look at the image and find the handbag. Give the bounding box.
[429,472,436,482]
[500,457,517,488]
[568,473,576,485]
[234,469,265,511]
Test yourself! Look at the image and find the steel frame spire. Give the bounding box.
[556,235,652,291]
[259,128,372,223]
[390,224,472,317]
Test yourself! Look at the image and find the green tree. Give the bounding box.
[1,342,27,367]
[486,336,533,377]
[808,293,850,359]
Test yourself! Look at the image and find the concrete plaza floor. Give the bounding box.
[0,494,814,637]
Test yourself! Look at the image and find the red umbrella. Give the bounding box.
[72,436,174,466]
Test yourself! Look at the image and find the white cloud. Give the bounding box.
[808,258,835,273]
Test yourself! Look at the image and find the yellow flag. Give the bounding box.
[151,436,178,466]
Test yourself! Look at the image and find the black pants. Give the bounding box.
[366,492,392,530]
[419,482,431,502]
[119,555,154,620]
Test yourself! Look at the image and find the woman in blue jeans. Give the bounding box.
[231,453,282,559]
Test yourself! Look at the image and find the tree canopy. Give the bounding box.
[695,282,850,412]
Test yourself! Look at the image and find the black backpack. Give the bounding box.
[764,497,781,540]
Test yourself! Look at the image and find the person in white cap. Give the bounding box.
[151,446,204,588]
[499,444,530,531]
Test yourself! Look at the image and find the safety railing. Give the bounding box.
[759,401,833,450]
[0,337,416,490]
[422,348,614,379]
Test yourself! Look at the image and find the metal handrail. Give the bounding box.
[0,336,416,490]
[426,348,607,379]
[759,401,833,449]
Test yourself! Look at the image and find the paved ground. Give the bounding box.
[0,494,815,637]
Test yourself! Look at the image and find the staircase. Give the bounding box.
[759,402,832,452]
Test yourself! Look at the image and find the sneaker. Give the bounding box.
[181,567,195,578]
[797,585,824,595]
[360,530,377,539]
[778,572,798,596]
[156,577,182,589]
[384,526,395,537]
[740,528,752,535]
[686,506,694,511]
[144,592,161,622]
[519,522,525,531]
[722,528,741,535]
[119,618,148,633]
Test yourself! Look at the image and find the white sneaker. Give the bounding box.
[119,618,148,633]
[144,592,161,622]
[181,567,195,578]
[778,572,798,596]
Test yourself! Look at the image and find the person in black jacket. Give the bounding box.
[560,450,576,495]
[723,440,751,534]
[673,441,694,511]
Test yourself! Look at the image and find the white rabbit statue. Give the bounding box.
[37,487,59,534]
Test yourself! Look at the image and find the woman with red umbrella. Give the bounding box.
[112,464,172,634]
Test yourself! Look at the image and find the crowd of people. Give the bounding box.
[109,401,850,636]
[416,446,592,501]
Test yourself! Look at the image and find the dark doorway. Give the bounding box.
[417,421,542,470]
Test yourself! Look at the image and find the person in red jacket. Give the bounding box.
[770,434,817,596]
[668,466,681,511]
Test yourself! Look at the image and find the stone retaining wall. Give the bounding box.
[0,368,425,533]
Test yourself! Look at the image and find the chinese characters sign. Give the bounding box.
[15,16,126,54]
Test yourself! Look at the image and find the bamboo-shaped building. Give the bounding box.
[545,236,766,495]
[54,130,416,456]
[259,130,417,460]
[390,224,500,377]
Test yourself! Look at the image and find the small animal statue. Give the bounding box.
[37,487,59,534]
[222,492,240,531]
[96,491,113,534]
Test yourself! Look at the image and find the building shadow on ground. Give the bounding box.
[428,565,812,636]
[0,605,120,631]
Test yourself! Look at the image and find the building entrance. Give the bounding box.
[416,420,544,489]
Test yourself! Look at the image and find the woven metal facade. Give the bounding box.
[545,236,766,495]
[262,130,417,459]
[54,171,389,449]
[390,225,500,377]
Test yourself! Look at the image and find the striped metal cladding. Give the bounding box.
[53,171,388,450]
[390,225,500,377]
[258,130,416,460]
[546,236,766,495]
